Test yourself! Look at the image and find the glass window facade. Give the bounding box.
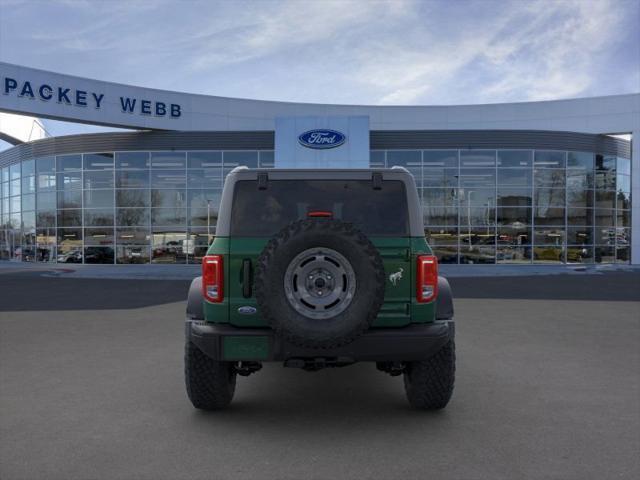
[0,148,632,264]
[391,149,631,265]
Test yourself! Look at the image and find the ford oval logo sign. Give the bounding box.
[237,306,257,315]
[298,129,346,149]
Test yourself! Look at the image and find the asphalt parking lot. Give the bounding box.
[1,271,639,480]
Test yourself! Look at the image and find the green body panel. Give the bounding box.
[203,235,436,327]
[227,237,268,327]
[222,336,270,361]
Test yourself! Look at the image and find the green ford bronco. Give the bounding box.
[185,167,455,410]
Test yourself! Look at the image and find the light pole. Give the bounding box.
[207,200,211,240]
[467,190,474,251]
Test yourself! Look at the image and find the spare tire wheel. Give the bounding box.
[254,219,385,349]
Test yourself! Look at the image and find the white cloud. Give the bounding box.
[186,0,412,71]
[350,0,630,104]
[0,0,636,106]
[473,0,625,102]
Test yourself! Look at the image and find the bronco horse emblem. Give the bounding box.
[388,267,403,286]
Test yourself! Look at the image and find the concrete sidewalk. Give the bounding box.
[1,260,638,280]
[0,261,200,280]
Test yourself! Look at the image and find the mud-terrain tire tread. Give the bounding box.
[254,219,385,349]
[184,340,236,410]
[403,340,456,410]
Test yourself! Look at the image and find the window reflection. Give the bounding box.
[150,152,185,169]
[497,226,531,246]
[188,151,222,169]
[498,151,532,168]
[57,229,83,263]
[566,188,593,209]
[151,208,187,226]
[57,171,82,190]
[116,170,149,188]
[567,152,593,169]
[151,189,186,208]
[567,246,592,263]
[498,169,531,186]
[534,228,566,245]
[460,151,495,167]
[497,246,532,263]
[534,169,565,187]
[423,207,458,226]
[151,170,186,189]
[151,230,187,264]
[423,169,458,187]
[534,151,566,168]
[117,208,149,226]
[567,227,593,245]
[423,151,457,168]
[497,188,532,207]
[431,247,458,264]
[387,151,421,184]
[533,246,564,263]
[57,155,82,172]
[458,169,495,188]
[84,170,113,189]
[615,247,629,263]
[116,152,149,169]
[117,189,150,208]
[187,228,215,264]
[84,209,115,226]
[84,246,114,264]
[3,147,631,266]
[425,227,458,246]
[116,246,150,264]
[595,246,615,263]
[83,153,114,170]
[497,207,531,226]
[423,188,457,206]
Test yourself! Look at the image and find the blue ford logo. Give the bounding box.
[298,129,346,149]
[237,306,257,315]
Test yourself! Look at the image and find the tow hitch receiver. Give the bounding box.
[234,361,262,376]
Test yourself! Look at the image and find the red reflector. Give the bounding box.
[202,255,223,302]
[416,255,438,303]
[307,211,333,218]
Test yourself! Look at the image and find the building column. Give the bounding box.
[632,129,639,265]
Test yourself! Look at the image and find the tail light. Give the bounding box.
[202,255,223,302]
[416,255,438,303]
[307,210,333,218]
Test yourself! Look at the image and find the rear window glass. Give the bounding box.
[230,180,409,236]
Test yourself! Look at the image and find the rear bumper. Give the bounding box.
[186,320,454,362]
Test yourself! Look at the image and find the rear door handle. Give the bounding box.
[242,259,252,298]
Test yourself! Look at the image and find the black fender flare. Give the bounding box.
[436,276,454,320]
[186,276,204,320]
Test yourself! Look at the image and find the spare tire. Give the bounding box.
[255,219,385,349]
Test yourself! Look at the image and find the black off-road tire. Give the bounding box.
[184,340,236,410]
[403,339,456,410]
[254,219,385,349]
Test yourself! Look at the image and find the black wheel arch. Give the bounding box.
[186,276,204,320]
[436,276,454,320]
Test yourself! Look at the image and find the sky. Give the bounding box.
[0,0,639,144]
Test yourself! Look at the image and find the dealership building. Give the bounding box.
[0,62,638,266]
